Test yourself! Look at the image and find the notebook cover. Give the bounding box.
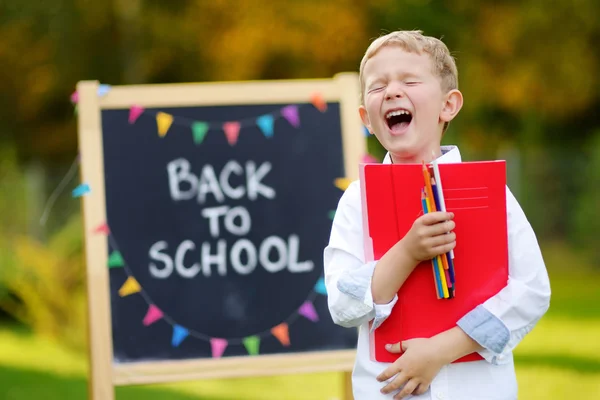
[360,161,509,363]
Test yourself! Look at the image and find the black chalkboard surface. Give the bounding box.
[103,102,357,362]
[76,75,365,396]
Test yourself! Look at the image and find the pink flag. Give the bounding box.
[210,338,228,358]
[129,105,145,124]
[362,154,379,164]
[298,301,319,322]
[92,222,110,235]
[281,105,300,128]
[142,305,163,326]
[70,91,79,103]
[223,122,241,145]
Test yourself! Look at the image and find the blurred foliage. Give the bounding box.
[0,148,87,351]
[0,0,599,348]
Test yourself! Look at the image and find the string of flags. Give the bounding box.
[91,220,328,358]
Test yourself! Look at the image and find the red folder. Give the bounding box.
[359,161,509,363]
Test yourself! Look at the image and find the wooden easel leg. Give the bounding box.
[342,371,353,400]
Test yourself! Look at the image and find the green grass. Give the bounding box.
[1,245,600,399]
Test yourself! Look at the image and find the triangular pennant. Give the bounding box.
[298,301,319,322]
[108,251,124,268]
[314,277,327,295]
[281,105,300,128]
[223,122,241,145]
[362,154,379,164]
[271,323,290,347]
[72,183,90,197]
[97,84,111,97]
[129,105,145,124]
[328,210,336,220]
[210,338,228,358]
[256,115,275,138]
[92,222,110,235]
[143,304,163,326]
[334,177,351,191]
[172,325,189,347]
[118,276,141,297]
[70,91,79,103]
[363,125,371,137]
[310,92,327,112]
[73,104,78,116]
[243,336,260,356]
[156,112,174,137]
[192,122,209,145]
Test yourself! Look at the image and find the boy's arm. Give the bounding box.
[454,185,551,364]
[324,181,398,329]
[325,181,456,330]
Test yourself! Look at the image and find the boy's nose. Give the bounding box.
[385,86,405,101]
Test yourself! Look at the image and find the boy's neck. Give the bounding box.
[390,146,443,164]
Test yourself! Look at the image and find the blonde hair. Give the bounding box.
[359,30,458,105]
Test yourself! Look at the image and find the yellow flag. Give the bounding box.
[156,112,173,137]
[119,276,141,297]
[334,177,351,191]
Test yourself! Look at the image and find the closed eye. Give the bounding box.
[368,86,385,93]
[405,81,420,85]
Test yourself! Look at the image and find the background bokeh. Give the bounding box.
[1,1,599,399]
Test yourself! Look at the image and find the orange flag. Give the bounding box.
[310,92,327,112]
[118,276,141,297]
[271,323,290,346]
[156,112,173,137]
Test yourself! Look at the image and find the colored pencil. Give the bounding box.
[422,189,444,299]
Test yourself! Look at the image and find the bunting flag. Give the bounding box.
[210,338,228,358]
[118,276,141,297]
[314,277,327,295]
[108,251,124,268]
[362,154,379,163]
[192,122,209,145]
[271,323,290,347]
[223,122,241,145]
[172,325,189,347]
[256,114,275,138]
[129,105,145,124]
[70,91,79,103]
[363,125,371,136]
[143,304,163,326]
[334,177,351,191]
[92,222,110,235]
[72,183,90,197]
[328,210,336,220]
[243,336,260,356]
[310,92,327,112]
[156,112,174,137]
[281,105,300,128]
[97,84,111,97]
[298,301,319,322]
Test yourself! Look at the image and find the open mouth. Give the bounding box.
[385,109,413,133]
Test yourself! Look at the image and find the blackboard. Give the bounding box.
[76,75,365,397]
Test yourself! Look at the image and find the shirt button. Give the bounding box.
[436,393,445,400]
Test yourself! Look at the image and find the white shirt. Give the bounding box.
[323,146,551,400]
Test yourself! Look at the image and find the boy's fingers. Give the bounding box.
[385,342,403,353]
[381,371,409,394]
[421,212,453,226]
[431,241,456,255]
[428,231,456,248]
[394,379,419,399]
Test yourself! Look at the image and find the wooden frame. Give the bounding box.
[77,73,365,399]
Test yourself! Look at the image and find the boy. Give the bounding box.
[323,30,551,399]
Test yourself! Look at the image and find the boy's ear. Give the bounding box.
[440,89,463,123]
[359,106,373,135]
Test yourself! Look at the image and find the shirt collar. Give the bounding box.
[382,145,462,165]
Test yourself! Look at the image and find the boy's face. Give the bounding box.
[359,46,461,163]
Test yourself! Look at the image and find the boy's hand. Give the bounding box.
[377,338,446,399]
[402,212,455,264]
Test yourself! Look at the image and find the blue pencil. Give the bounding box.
[421,189,444,299]
[431,178,455,297]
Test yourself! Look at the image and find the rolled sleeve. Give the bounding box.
[459,186,551,364]
[324,181,398,329]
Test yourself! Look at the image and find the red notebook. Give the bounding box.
[359,160,509,363]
